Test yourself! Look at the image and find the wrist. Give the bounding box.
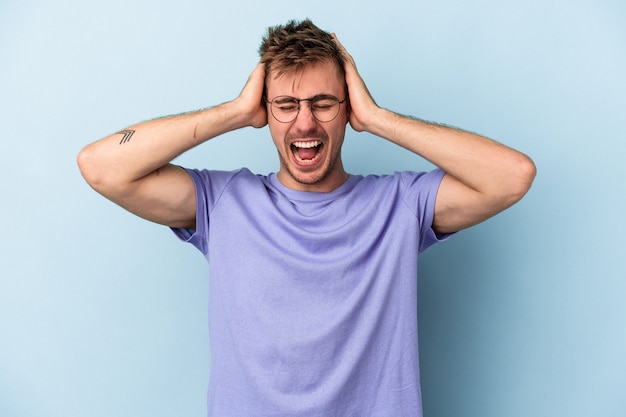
[359,106,394,136]
[227,96,267,130]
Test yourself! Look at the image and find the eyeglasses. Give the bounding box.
[265,95,347,123]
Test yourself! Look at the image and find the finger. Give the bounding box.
[251,62,266,84]
[331,33,357,71]
[243,63,266,95]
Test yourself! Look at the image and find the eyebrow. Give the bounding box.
[273,93,339,101]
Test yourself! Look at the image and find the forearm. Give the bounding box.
[79,63,267,193]
[334,34,535,231]
[368,108,535,199]
[78,101,249,190]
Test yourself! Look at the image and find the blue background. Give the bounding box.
[1,0,625,416]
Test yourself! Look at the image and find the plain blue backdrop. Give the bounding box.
[1,0,625,416]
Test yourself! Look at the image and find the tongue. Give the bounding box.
[297,147,318,160]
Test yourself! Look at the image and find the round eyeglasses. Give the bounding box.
[265,95,347,123]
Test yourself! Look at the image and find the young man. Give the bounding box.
[78,19,535,417]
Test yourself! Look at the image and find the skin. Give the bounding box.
[77,34,536,235]
[332,34,536,233]
[265,60,349,192]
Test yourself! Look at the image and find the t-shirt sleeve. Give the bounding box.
[170,168,240,256]
[400,168,454,253]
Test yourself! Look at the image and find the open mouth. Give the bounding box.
[291,140,323,163]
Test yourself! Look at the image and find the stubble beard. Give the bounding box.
[278,149,339,187]
[279,129,341,187]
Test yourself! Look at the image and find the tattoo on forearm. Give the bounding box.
[116,129,135,145]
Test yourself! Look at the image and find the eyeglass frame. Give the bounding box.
[264,94,348,124]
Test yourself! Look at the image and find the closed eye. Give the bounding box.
[276,104,298,111]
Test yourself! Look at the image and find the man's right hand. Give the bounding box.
[234,63,268,129]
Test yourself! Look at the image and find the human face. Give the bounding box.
[265,60,349,192]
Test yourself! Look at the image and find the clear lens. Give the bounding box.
[269,95,342,123]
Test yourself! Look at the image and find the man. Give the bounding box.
[78,19,535,417]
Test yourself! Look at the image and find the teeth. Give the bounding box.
[292,140,321,149]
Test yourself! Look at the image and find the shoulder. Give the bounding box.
[185,167,256,181]
[354,169,445,193]
[185,167,267,190]
[361,170,446,220]
[395,169,446,188]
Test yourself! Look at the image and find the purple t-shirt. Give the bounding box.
[173,167,448,417]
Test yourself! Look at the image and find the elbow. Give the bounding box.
[516,153,537,195]
[77,143,143,202]
[77,144,112,194]
[478,154,536,218]
[77,145,98,187]
[504,153,537,206]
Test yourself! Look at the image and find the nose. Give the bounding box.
[292,102,318,131]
